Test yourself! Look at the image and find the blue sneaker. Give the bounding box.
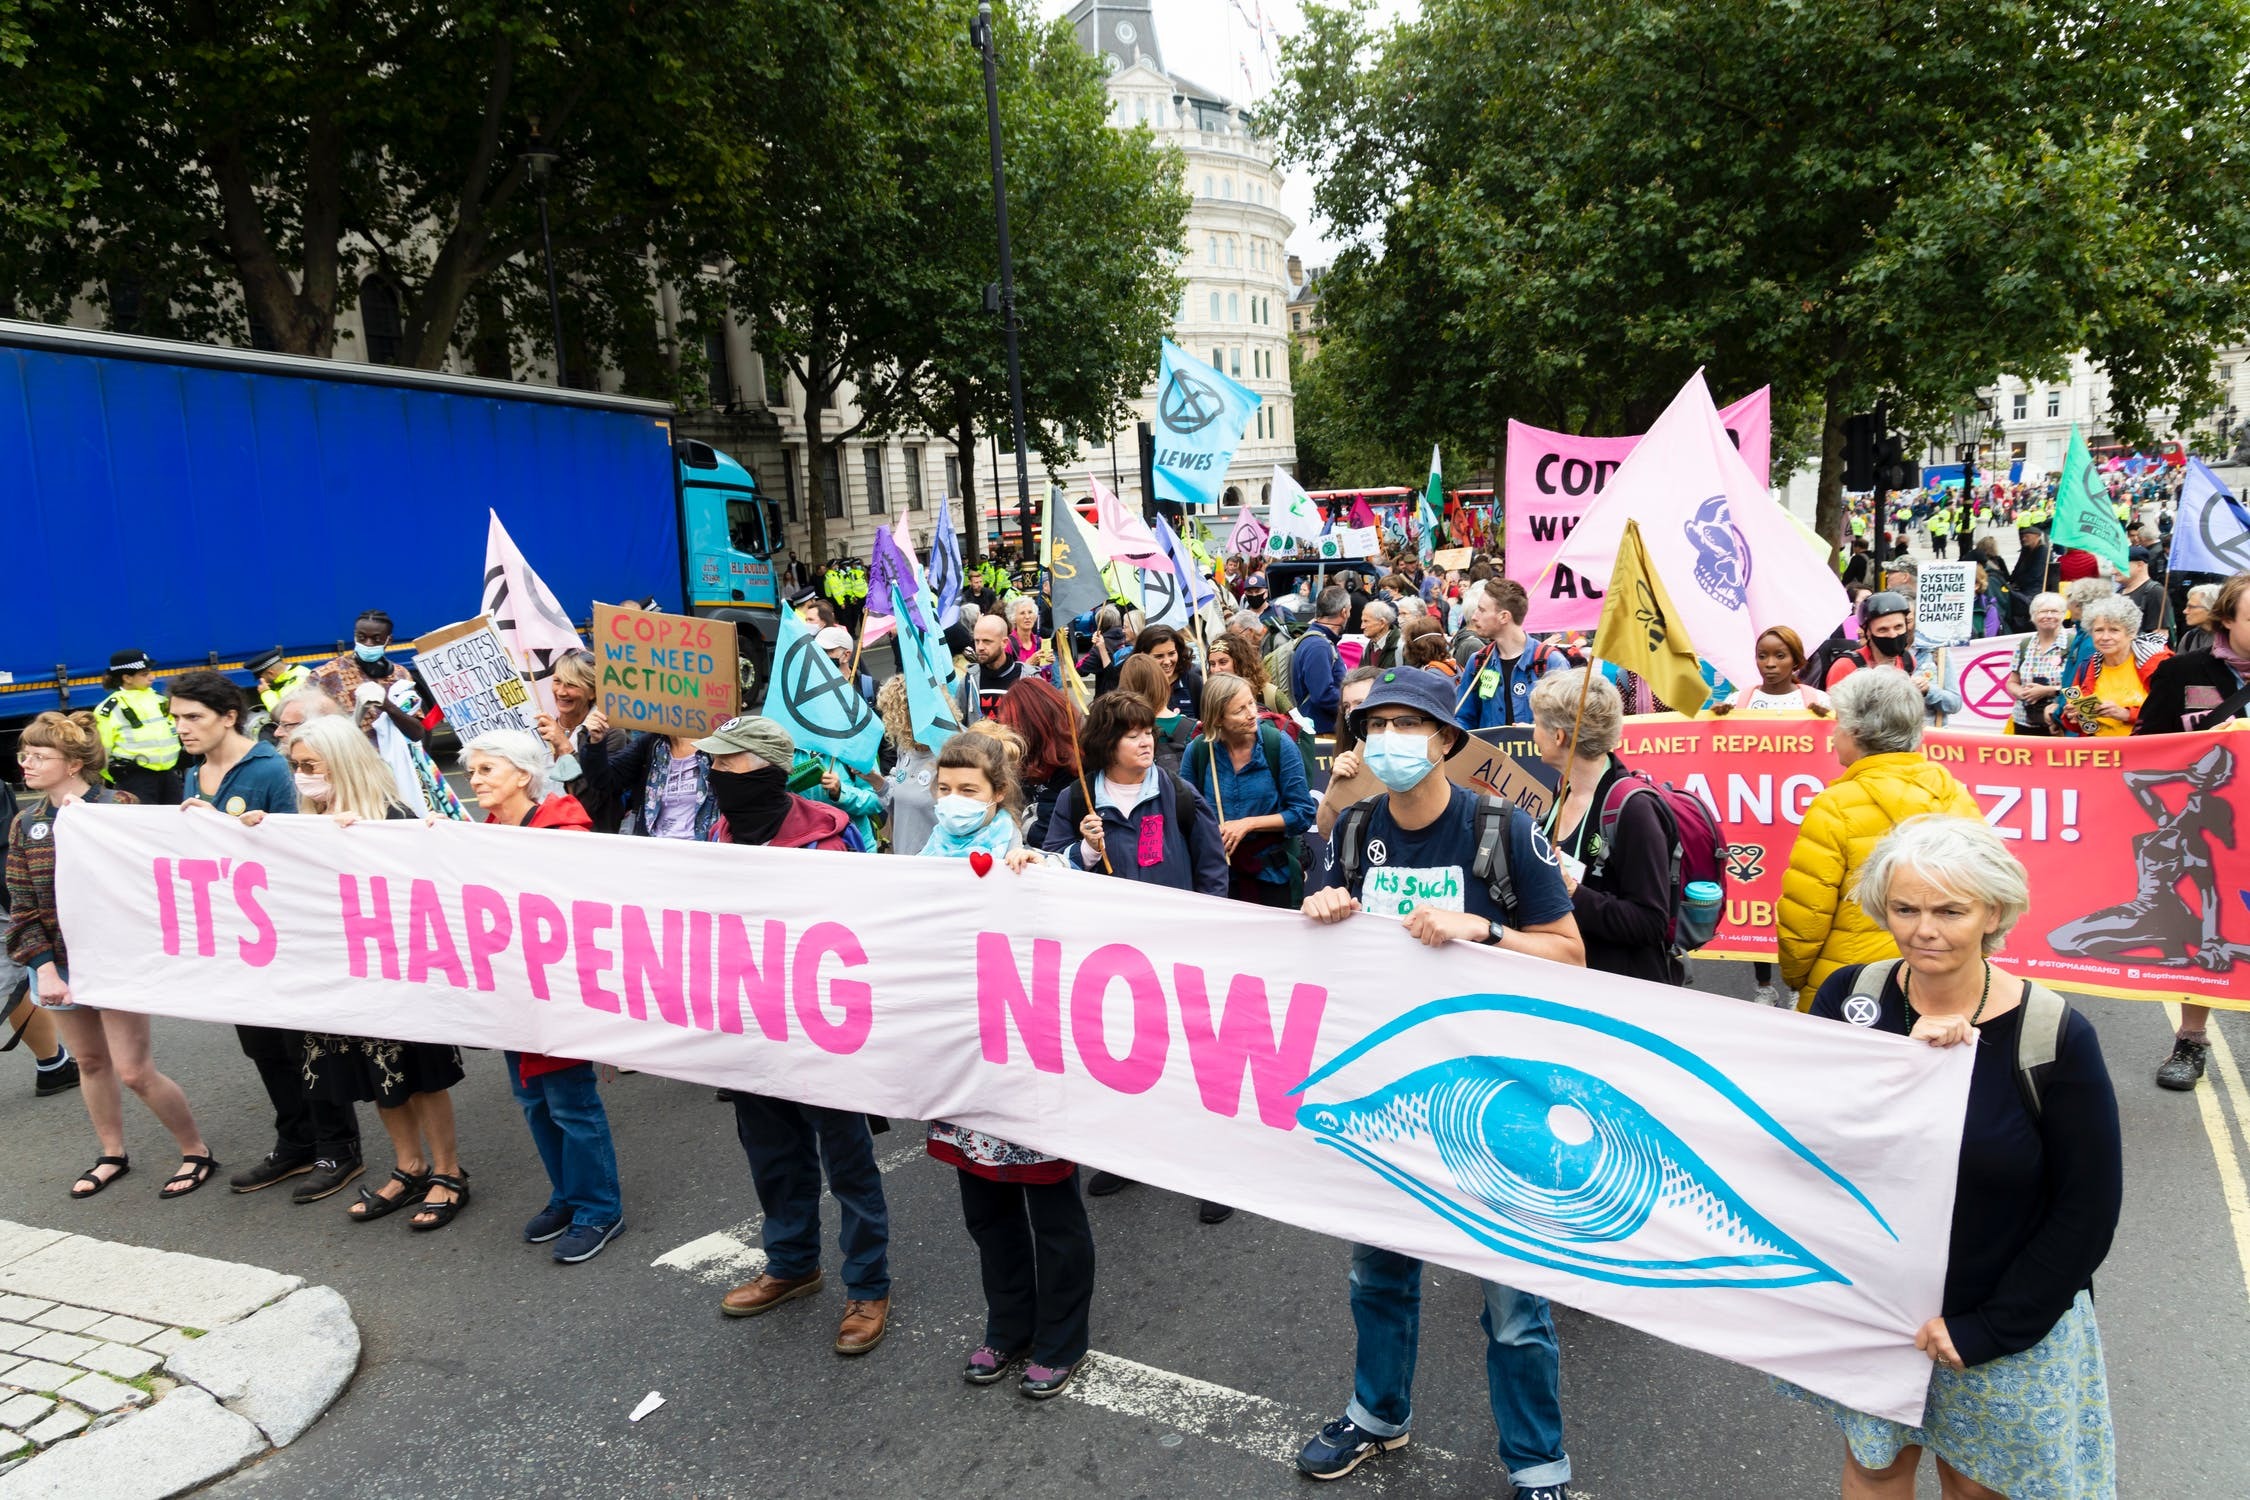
[523,1203,573,1244]
[551,1218,625,1264]
[1516,1487,1570,1500]
[1296,1415,1408,1479]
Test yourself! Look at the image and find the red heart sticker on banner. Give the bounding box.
[968,851,994,877]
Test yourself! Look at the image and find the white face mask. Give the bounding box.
[293,772,330,802]
[933,794,996,836]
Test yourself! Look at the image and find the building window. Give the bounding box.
[1212,346,1224,370]
[823,449,844,518]
[904,446,925,510]
[1231,347,1242,376]
[864,446,887,514]
[1204,173,1214,196]
[705,327,734,405]
[1292,311,1303,330]
[2045,436,2063,463]
[781,450,800,522]
[1226,239,1236,266]
[945,454,960,498]
[1222,178,1233,199]
[2011,441,2027,460]
[2011,392,2026,422]
[2046,391,2061,418]
[1207,234,1218,264]
[1136,97,1148,123]
[1228,292,1239,321]
[359,277,404,365]
[1209,292,1221,320]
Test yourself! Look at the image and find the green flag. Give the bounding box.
[2052,426,2129,574]
[1418,444,1443,565]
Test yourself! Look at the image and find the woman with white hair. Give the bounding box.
[1006,594,1051,668]
[2056,594,2171,736]
[2001,591,2068,735]
[1790,815,2120,1500]
[1778,669,1982,1009]
[461,729,625,1263]
[2176,581,2222,656]
[1528,669,1682,984]
[281,716,470,1228]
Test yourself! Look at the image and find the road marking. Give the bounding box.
[2168,1003,2250,1308]
[650,1139,926,1284]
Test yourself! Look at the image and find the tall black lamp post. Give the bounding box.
[521,128,567,388]
[970,3,1034,556]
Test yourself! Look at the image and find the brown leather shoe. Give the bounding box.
[834,1296,890,1355]
[720,1269,823,1318]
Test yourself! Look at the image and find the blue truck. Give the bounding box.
[0,320,789,727]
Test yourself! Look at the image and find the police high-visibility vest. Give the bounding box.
[258,662,311,714]
[95,685,181,773]
[1851,515,1868,537]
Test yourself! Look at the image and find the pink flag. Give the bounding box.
[1089,472,1168,570]
[481,510,587,717]
[1348,496,1379,530]
[1225,505,1269,556]
[1550,373,1848,690]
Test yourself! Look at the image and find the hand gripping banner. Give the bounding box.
[56,804,1971,1424]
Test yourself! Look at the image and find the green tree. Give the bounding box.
[0,1,769,384]
[1271,0,2250,553]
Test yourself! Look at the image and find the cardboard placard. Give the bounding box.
[593,602,739,737]
[1339,525,1383,558]
[1432,546,1473,571]
[409,616,540,742]
[1914,561,1978,647]
[1322,726,1557,823]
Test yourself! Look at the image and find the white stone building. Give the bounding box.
[1974,348,2250,480]
[1068,0,1298,511]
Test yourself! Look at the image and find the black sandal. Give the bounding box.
[160,1154,220,1199]
[347,1167,431,1223]
[409,1171,470,1233]
[71,1155,129,1199]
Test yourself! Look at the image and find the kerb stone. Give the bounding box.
[0,1237,299,1330]
[164,1286,357,1447]
[0,1388,263,1500]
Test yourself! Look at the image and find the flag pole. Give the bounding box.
[1055,625,1113,874]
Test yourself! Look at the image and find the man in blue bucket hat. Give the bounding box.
[1295,665,1586,1499]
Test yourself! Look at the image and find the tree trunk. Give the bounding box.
[1814,364,1850,568]
[803,405,834,566]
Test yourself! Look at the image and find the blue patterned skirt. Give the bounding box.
[1782,1290,2114,1499]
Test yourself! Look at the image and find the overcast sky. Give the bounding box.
[1038,0,1420,268]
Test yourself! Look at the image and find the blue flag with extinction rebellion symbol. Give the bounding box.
[1151,339,1262,508]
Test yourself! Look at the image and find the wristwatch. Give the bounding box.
[1483,920,1506,946]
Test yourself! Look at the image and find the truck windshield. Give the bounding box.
[726,499,762,554]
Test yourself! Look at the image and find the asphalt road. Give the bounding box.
[3,961,2243,1499]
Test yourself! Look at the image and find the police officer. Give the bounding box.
[94,649,183,805]
[245,647,311,741]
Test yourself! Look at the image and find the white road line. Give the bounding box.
[650,1139,927,1284]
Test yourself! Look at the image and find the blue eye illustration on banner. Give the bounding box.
[1294,992,1889,1290]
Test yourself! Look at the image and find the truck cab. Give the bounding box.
[677,438,788,698]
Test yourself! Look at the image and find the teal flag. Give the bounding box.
[893,578,962,750]
[1150,340,1262,508]
[2052,426,2130,574]
[764,608,883,772]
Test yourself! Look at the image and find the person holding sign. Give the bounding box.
[1707,627,1831,716]
[1181,674,1317,909]
[2055,596,2170,737]
[312,610,444,817]
[1298,666,1583,1494]
[1823,593,1962,721]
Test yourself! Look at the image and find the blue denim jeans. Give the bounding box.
[731,1095,891,1300]
[506,1057,623,1229]
[1343,1243,1570,1489]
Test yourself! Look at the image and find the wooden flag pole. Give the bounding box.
[1055,625,1112,874]
[846,611,871,679]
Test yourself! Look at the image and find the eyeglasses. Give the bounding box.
[15,750,63,767]
[1363,712,1436,734]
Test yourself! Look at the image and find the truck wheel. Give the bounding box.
[738,632,774,713]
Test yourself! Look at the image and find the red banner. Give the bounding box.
[1622,714,2250,1010]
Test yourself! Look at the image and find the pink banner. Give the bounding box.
[1508,389,1771,633]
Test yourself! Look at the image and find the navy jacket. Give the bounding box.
[1291,623,1345,733]
[183,739,298,815]
[1044,771,1228,896]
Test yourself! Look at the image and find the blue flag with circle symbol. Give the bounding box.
[1151,340,1262,509]
[764,607,884,772]
[891,577,962,750]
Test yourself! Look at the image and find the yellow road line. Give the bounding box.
[2167,1002,2250,1309]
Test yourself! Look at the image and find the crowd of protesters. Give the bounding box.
[6,459,2227,1499]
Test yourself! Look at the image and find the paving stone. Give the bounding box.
[20,1311,95,1337]
[0,1388,264,1500]
[165,1286,357,1447]
[0,1307,47,1331]
[15,1407,83,1446]
[70,1343,159,1381]
[0,1365,73,1397]
[0,1237,299,1331]
[9,1336,91,1368]
[80,1316,162,1347]
[51,1373,141,1414]
[136,1330,198,1360]
[0,1231,65,1277]
[0,1397,50,1431]
[0,1328,36,1357]
[0,1360,17,1385]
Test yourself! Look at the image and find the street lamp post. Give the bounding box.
[521,129,567,389]
[970,3,1034,558]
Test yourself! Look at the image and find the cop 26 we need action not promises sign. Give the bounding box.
[56,805,1970,1425]
[592,603,738,738]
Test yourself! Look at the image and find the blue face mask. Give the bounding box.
[933,794,995,836]
[1363,728,1437,791]
[354,641,387,664]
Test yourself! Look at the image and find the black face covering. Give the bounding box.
[708,766,792,845]
[1870,628,1913,658]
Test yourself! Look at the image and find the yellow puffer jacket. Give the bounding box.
[1777,751,1983,1009]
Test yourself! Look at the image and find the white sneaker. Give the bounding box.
[1753,983,1786,1008]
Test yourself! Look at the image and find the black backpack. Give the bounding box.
[1332,793,1520,918]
